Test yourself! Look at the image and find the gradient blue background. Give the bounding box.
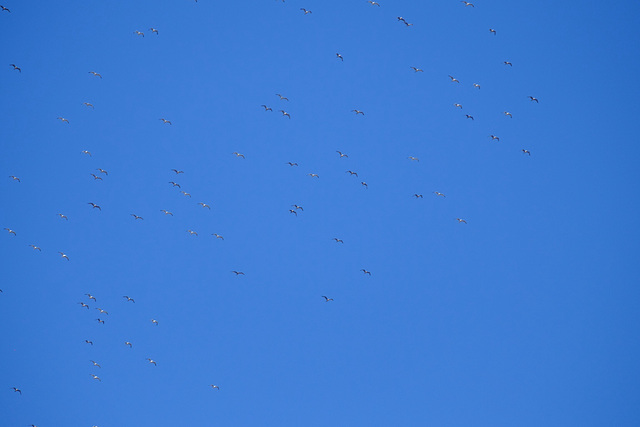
[2,0,639,426]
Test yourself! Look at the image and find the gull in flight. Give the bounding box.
[473,83,481,89]
[181,191,191,197]
[88,71,102,79]
[410,66,423,72]
[408,156,419,162]
[83,102,94,109]
[151,319,159,325]
[490,135,500,141]
[360,181,368,188]
[300,8,312,14]
[522,149,531,156]
[352,109,365,115]
[150,28,159,35]
[336,53,344,61]
[413,194,423,198]
[454,103,462,109]
[456,218,467,224]
[131,214,143,220]
[88,202,101,210]
[212,233,224,240]
[57,117,69,124]
[4,228,16,235]
[86,294,96,301]
[490,28,496,35]
[85,340,93,345]
[276,94,289,101]
[333,238,343,243]
[504,111,513,118]
[368,1,380,6]
[168,181,181,188]
[361,269,372,275]
[289,209,298,216]
[292,204,303,211]
[198,202,211,209]
[210,385,220,390]
[97,168,108,175]
[125,341,133,347]
[146,358,157,366]
[231,271,245,276]
[434,192,446,197]
[82,150,92,156]
[286,162,298,166]
[90,173,102,180]
[91,374,101,381]
[78,302,89,309]
[187,230,198,236]
[159,118,172,125]
[9,175,20,182]
[461,1,474,6]
[123,296,135,303]
[504,61,512,67]
[465,114,474,120]
[160,210,173,216]
[346,170,358,177]
[90,360,101,368]
[322,296,334,302]
[233,152,245,158]
[172,169,184,174]
[134,30,144,37]
[12,387,21,394]
[308,173,319,178]
[279,110,291,118]
[528,96,539,103]
[261,105,273,111]
[95,318,105,324]
[448,75,460,83]
[29,244,41,251]
[336,150,348,158]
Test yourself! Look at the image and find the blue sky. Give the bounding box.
[2,0,640,425]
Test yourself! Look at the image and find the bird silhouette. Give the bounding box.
[336,150,349,158]
[9,64,21,72]
[125,341,133,347]
[86,294,96,301]
[456,218,467,224]
[352,109,365,115]
[322,296,334,302]
[150,28,159,34]
[172,169,184,174]
[57,117,69,124]
[123,296,135,303]
[261,105,273,111]
[528,96,539,103]
[410,66,423,72]
[333,238,343,243]
[300,8,312,14]
[361,269,372,275]
[286,162,298,166]
[159,118,172,124]
[279,110,291,118]
[212,233,224,240]
[131,214,143,220]
[4,228,16,235]
[522,149,531,156]
[336,53,344,61]
[134,30,144,37]
[232,271,245,276]
[88,202,101,210]
[88,71,102,79]
[29,244,41,251]
[448,75,460,83]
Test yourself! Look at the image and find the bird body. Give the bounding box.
[9,64,21,72]
[212,233,224,240]
[4,228,16,235]
[83,102,94,109]
[57,117,70,124]
[187,230,198,236]
[336,53,344,61]
[448,75,460,83]
[522,149,531,156]
[361,269,372,275]
[286,162,298,166]
[504,111,513,118]
[89,71,102,79]
[336,150,348,158]
[123,296,135,303]
[29,244,41,251]
[333,238,343,243]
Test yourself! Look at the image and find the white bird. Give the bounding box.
[490,135,500,141]
[434,192,446,197]
[275,94,289,101]
[57,117,69,124]
[171,169,184,174]
[408,156,419,162]
[410,66,423,72]
[88,202,101,210]
[82,150,92,156]
[56,213,68,220]
[150,28,159,34]
[210,385,220,390]
[212,233,224,240]
[504,111,513,118]
[522,149,531,156]
[90,173,102,180]
[151,319,159,325]
[490,28,496,35]
[181,191,191,198]
[125,341,133,347]
[90,360,101,368]
[233,152,245,158]
[187,230,198,236]
[159,118,172,124]
[473,83,481,89]
[198,202,211,209]
[448,75,460,83]
[4,228,16,236]
[160,209,173,216]
[336,53,344,61]
[131,214,143,220]
[134,30,144,37]
[88,71,102,79]
[308,173,319,178]
[123,296,135,303]
[83,102,94,109]
[261,105,273,111]
[97,168,108,175]
[456,218,467,224]
[367,1,380,6]
[454,103,463,109]
[96,308,108,315]
[352,109,365,115]
[91,374,101,381]
[528,96,539,103]
[322,296,334,302]
[85,294,97,301]
[300,8,312,14]
[29,244,41,251]
[504,61,513,67]
[279,110,291,119]
[336,150,348,158]
[461,1,474,6]
[146,358,157,366]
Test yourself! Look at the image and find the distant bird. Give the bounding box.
[300,8,312,14]
[95,319,105,324]
[448,75,460,83]
[171,169,184,174]
[57,117,69,124]
[78,302,89,309]
[232,152,245,158]
[397,17,406,23]
[125,341,133,347]
[408,156,419,162]
[361,269,372,275]
[308,173,319,178]
[361,181,368,188]
[9,175,20,182]
[198,202,211,210]
[352,109,365,115]
[123,296,135,303]
[151,319,159,325]
[4,228,16,236]
[12,387,21,394]
[131,214,143,220]
[146,358,157,366]
[187,230,198,236]
[504,111,513,118]
[275,94,289,101]
[504,61,512,67]
[336,151,348,158]
[85,340,93,345]
[434,192,446,197]
[231,271,245,275]
[413,194,423,198]
[88,71,102,79]
[1,5,11,12]
[279,110,291,118]
[91,374,101,382]
[181,191,191,197]
[85,294,96,301]
[289,209,298,216]
[286,162,298,166]
[168,181,181,188]
[29,244,41,251]
[210,385,220,390]
[82,150,92,156]
[522,149,531,156]
[490,135,500,141]
[336,53,344,61]
[88,202,101,210]
[150,28,159,34]
[410,66,423,72]
[322,296,334,302]
[97,168,108,175]
[404,21,414,27]
[333,238,343,243]
[454,103,463,109]
[346,170,358,176]
[134,30,144,37]
[159,118,172,124]
[90,173,102,180]
[465,114,474,120]
[367,1,380,6]
[456,218,467,224]
[473,83,481,89]
[528,96,539,103]
[9,64,21,72]
[160,209,173,216]
[292,204,303,211]
[90,360,101,368]
[461,1,474,6]
[261,105,273,111]
[489,28,496,35]
[212,233,224,240]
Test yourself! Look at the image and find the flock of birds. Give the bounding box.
[4,1,542,425]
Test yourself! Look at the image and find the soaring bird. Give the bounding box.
[461,1,474,6]
[322,296,334,302]
[9,64,21,72]
[434,192,446,197]
[465,114,474,120]
[29,244,41,251]
[473,83,481,89]
[82,150,92,156]
[95,308,107,316]
[397,16,406,23]
[456,218,467,224]
[57,117,70,124]
[85,340,93,345]
[12,387,21,394]
[367,1,380,6]
[90,173,102,180]
[289,209,298,216]
[91,374,101,381]
[333,238,343,243]
[131,214,143,220]
[125,341,133,347]
[159,118,172,124]
[336,53,344,61]
[95,319,105,324]
[88,202,101,210]
[528,96,539,103]
[504,61,512,67]
[504,111,513,118]
[352,109,365,115]
[210,385,220,390]
[489,28,496,35]
[490,135,500,141]
[78,302,89,309]
[150,28,159,34]
[336,150,349,158]
[90,360,101,368]
[4,228,16,236]
[300,8,312,14]
[151,319,159,325]
[361,181,368,188]
[82,102,94,109]
[160,210,173,216]
[198,202,211,210]
[448,75,460,83]
[408,156,419,162]
[410,66,423,72]
[233,152,245,158]
[212,233,224,240]
[181,191,191,197]
[413,194,423,198]
[1,5,11,12]
[261,105,273,111]
[123,296,135,303]
[146,358,157,366]
[187,230,198,236]
[85,294,96,301]
[276,94,289,101]
[361,269,372,275]
[88,71,102,78]
[171,169,184,174]
[292,204,303,211]
[134,30,144,37]
[279,110,291,118]
[346,170,358,176]
[168,181,181,188]
[308,173,319,178]
[9,175,20,182]
[286,162,298,166]
[522,149,531,156]
[454,103,463,109]
[231,271,245,276]
[97,168,108,175]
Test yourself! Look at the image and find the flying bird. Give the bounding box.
[123,296,135,303]
[95,319,105,324]
[57,117,69,124]
[434,192,446,197]
[279,110,291,118]
[473,83,481,89]
[232,152,245,158]
[9,64,21,72]
[29,244,41,251]
[90,360,101,368]
[397,17,406,23]
[125,341,133,347]
[489,28,496,35]
[522,149,531,156]
[404,21,414,27]
[261,105,273,111]
[289,209,298,216]
[465,114,474,120]
[504,111,513,118]
[9,175,20,182]
[410,66,423,72]
[210,385,220,390]
[461,1,474,6]
[1,5,11,12]
[159,118,172,124]
[96,168,108,175]
[361,181,368,188]
[346,170,358,176]
[88,71,102,79]
[504,61,513,67]
[146,358,157,366]
[85,294,96,301]
[59,252,70,261]
[168,181,181,188]
[212,233,224,240]
[198,202,211,209]
[352,109,365,115]
[456,218,467,224]
[160,210,173,216]
[85,340,93,345]
[528,96,539,103]
[454,103,463,109]
[413,194,423,198]
[408,156,419,162]
[150,28,159,34]
[300,8,312,14]
[181,191,191,197]
[151,319,159,325]
[88,202,101,210]
[333,238,343,243]
[131,214,143,220]
[90,173,102,180]
[286,162,298,166]
[82,150,92,156]
[448,75,460,83]
[275,94,289,101]
[187,230,198,236]
[367,1,380,6]
[308,173,319,178]
[361,269,372,275]
[4,228,16,236]
[134,30,144,37]
[292,204,303,211]
[78,302,89,309]
[490,135,500,141]
[322,296,334,302]
[231,271,245,275]
[12,387,21,394]
[91,374,101,381]
[171,169,184,174]
[336,53,344,61]
[336,151,348,158]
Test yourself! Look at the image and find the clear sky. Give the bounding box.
[2,0,640,426]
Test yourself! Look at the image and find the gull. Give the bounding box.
[408,156,419,162]
[97,168,108,175]
[131,214,143,220]
[85,340,93,345]
[333,238,343,243]
[125,341,133,347]
[434,191,446,197]
[134,30,144,37]
[1,5,10,12]
[168,181,181,188]
[528,96,539,103]
[90,360,101,368]
[29,244,41,251]
[88,202,101,210]
[504,61,512,67]
[448,75,460,83]
[123,296,135,303]
[522,149,531,156]
[212,233,224,240]
[322,296,334,302]
[490,135,500,141]
[88,71,102,79]
[83,102,94,109]
[456,218,467,224]
[146,358,157,366]
[286,162,298,166]
[187,230,198,236]
[360,269,372,275]
[171,169,184,174]
[233,152,245,158]
[461,1,474,6]
[160,210,173,216]
[9,64,21,72]
[198,202,211,209]
[361,181,368,188]
[210,385,220,390]
[413,194,423,198]
[150,28,159,34]
[346,170,358,176]
[85,294,96,301]
[352,109,365,115]
[292,204,303,211]
[261,105,273,111]
[159,118,172,124]
[289,209,298,216]
[151,319,159,325]
[308,173,319,178]
[336,53,344,61]
[12,387,21,394]
[181,191,191,197]
[336,151,348,158]
[300,8,312,14]
[490,28,496,35]
[368,1,380,6]
[465,114,474,120]
[91,374,101,381]
[454,103,463,109]
[90,173,102,180]
[279,110,291,118]
[231,271,245,275]
[57,117,69,124]
[410,66,423,72]
[4,228,16,236]
[504,111,513,118]
[78,302,89,309]
[9,175,20,182]
[82,150,92,156]
[397,17,406,23]
[276,94,289,101]
[473,83,481,89]
[95,319,105,324]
